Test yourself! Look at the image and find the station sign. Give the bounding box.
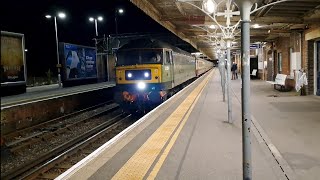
[250,44,261,49]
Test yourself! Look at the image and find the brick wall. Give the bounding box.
[274,37,290,75]
[302,24,319,95]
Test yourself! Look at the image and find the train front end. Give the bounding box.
[114,49,168,113]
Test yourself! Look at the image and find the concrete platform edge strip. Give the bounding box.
[1,85,114,110]
[230,86,297,180]
[55,70,213,180]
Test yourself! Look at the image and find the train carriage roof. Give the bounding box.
[118,38,191,56]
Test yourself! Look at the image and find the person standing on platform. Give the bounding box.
[231,62,238,80]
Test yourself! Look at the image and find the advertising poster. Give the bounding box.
[63,43,97,80]
[1,32,25,84]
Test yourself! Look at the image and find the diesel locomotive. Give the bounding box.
[114,38,213,113]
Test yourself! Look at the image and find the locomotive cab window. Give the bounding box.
[116,49,163,66]
[165,51,172,64]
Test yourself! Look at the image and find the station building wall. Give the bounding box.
[302,24,320,95]
[274,37,290,76]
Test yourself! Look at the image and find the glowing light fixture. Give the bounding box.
[202,0,217,14]
[253,24,261,28]
[89,17,94,22]
[58,12,66,19]
[209,24,216,29]
[137,82,146,90]
[144,72,149,78]
[118,8,124,14]
[97,16,103,21]
[127,73,132,78]
[45,15,52,19]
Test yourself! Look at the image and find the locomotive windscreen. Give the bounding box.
[116,49,163,66]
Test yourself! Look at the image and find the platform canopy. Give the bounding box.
[130,0,320,60]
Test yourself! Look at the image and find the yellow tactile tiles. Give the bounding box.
[112,70,213,180]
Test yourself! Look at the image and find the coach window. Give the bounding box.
[165,51,171,64]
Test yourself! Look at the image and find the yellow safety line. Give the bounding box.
[112,71,213,180]
[147,71,211,180]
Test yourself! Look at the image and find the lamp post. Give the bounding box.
[45,12,66,88]
[89,16,103,46]
[89,16,103,37]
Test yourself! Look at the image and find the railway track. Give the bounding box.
[1,101,137,180]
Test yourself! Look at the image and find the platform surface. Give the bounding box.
[57,69,320,180]
[1,82,115,108]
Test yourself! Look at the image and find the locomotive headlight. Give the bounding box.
[144,72,149,78]
[127,73,132,78]
[137,82,146,90]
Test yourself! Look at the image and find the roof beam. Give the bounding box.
[130,0,210,57]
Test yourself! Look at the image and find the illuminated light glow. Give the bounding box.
[58,12,66,19]
[137,82,146,90]
[45,15,52,19]
[202,0,217,14]
[118,8,124,14]
[97,16,103,21]
[127,73,132,78]
[253,24,261,28]
[25,49,28,52]
[209,25,216,29]
[89,17,94,22]
[144,72,149,78]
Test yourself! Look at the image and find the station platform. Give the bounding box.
[56,69,320,180]
[1,82,115,109]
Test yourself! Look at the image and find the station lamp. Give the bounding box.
[45,11,67,88]
[88,16,104,37]
[202,0,217,14]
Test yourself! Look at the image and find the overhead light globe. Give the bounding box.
[58,12,66,19]
[253,24,261,28]
[202,0,217,14]
[118,8,124,14]
[97,16,103,21]
[45,15,52,19]
[89,17,94,22]
[209,25,216,29]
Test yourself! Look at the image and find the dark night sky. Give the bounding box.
[1,0,176,77]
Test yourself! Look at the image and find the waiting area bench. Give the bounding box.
[266,74,287,91]
[250,69,258,79]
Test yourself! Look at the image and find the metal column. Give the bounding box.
[54,16,62,88]
[226,39,232,123]
[218,53,226,102]
[237,0,253,179]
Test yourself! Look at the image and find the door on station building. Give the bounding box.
[316,41,320,96]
